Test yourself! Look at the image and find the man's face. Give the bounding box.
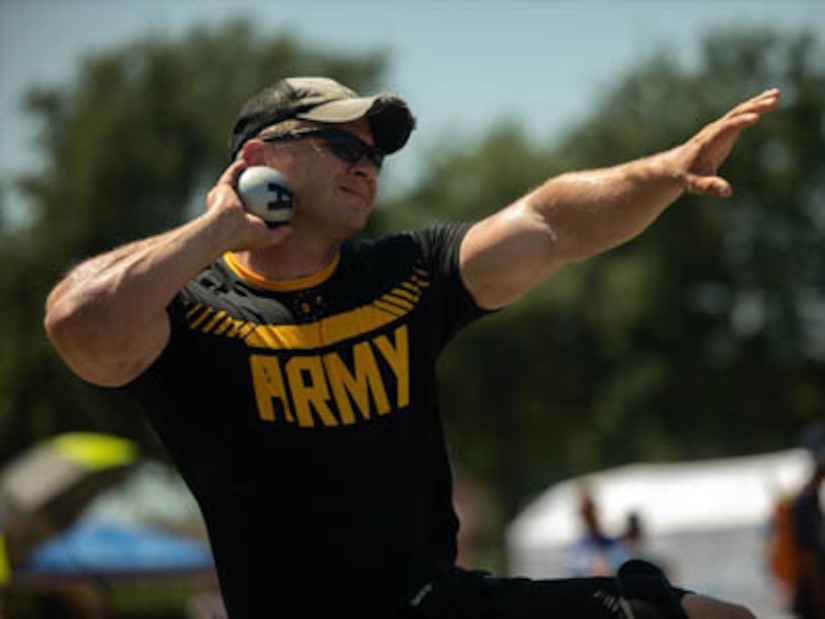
[261,117,379,238]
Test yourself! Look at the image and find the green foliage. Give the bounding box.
[379,28,825,517]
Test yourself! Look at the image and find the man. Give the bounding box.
[44,76,777,618]
[572,489,624,576]
[792,423,825,619]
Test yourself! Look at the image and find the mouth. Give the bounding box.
[340,184,370,202]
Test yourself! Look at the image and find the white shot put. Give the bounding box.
[237,166,295,227]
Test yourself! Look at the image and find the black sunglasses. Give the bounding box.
[260,128,385,170]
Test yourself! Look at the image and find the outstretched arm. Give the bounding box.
[460,88,781,309]
[44,160,291,387]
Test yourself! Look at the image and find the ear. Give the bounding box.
[241,139,268,165]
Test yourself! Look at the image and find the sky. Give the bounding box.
[1,0,823,214]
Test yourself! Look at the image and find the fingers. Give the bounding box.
[724,88,781,121]
[208,161,295,251]
[219,159,248,188]
[684,173,733,198]
[207,162,245,212]
[207,161,247,213]
[680,87,781,198]
[712,88,780,141]
[711,88,780,141]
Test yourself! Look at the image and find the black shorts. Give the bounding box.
[389,559,691,619]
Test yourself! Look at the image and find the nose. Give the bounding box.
[349,157,379,179]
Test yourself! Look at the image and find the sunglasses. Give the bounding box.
[260,128,385,171]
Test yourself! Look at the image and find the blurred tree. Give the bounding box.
[0,19,389,461]
[379,29,825,522]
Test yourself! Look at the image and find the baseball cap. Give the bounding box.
[229,77,416,160]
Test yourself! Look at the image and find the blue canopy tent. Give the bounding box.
[5,518,221,619]
[0,433,139,578]
[0,438,221,617]
[19,518,214,576]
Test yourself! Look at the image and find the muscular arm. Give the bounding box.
[45,217,224,387]
[44,160,291,387]
[460,89,780,309]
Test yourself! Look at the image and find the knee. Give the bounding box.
[722,603,756,619]
[681,594,756,619]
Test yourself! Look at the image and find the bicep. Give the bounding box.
[459,199,565,310]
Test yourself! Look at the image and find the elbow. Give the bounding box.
[43,292,95,377]
[43,283,93,354]
[43,286,167,388]
[42,289,121,387]
[43,290,78,352]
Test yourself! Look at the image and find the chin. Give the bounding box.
[345,199,373,223]
[344,214,370,235]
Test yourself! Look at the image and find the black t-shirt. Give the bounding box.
[125,224,489,617]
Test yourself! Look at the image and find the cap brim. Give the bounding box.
[297,95,415,155]
[297,96,380,124]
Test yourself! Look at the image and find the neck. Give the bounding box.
[233,238,342,282]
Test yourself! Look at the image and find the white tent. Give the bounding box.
[506,449,814,619]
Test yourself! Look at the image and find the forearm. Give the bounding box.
[526,148,684,263]
[45,209,230,385]
[51,214,225,321]
[460,149,686,309]
[461,89,778,310]
[532,86,781,261]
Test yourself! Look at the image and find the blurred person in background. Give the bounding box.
[620,511,675,580]
[791,423,825,619]
[43,76,778,619]
[622,511,646,560]
[571,488,624,576]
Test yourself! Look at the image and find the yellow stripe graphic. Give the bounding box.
[243,300,402,350]
[184,302,203,319]
[202,310,228,334]
[188,263,430,351]
[381,294,415,311]
[212,315,235,336]
[391,287,419,303]
[189,307,214,330]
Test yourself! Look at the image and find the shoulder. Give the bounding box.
[350,223,472,252]
[346,223,473,270]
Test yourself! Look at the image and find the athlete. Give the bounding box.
[44,76,778,618]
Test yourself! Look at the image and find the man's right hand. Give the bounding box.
[44,161,291,387]
[206,160,293,252]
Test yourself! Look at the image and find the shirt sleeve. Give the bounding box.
[405,223,495,346]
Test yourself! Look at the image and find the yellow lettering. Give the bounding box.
[287,357,338,428]
[374,326,409,408]
[324,343,389,425]
[249,326,411,428]
[249,355,294,423]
